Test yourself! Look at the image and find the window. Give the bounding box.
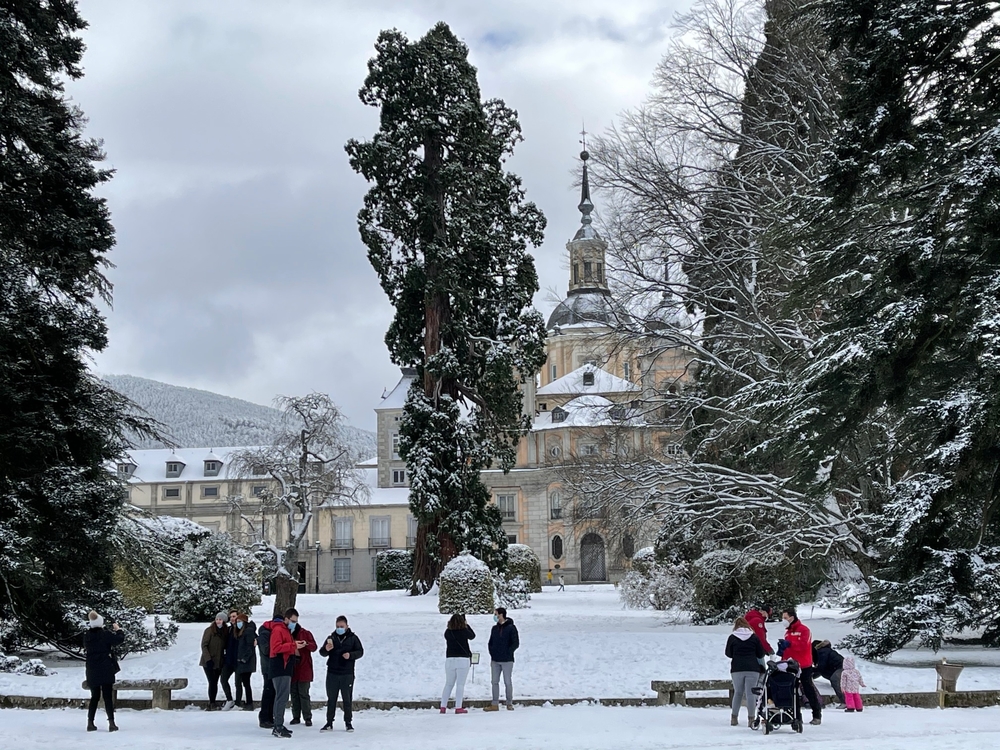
[334,518,353,549]
[550,364,557,382]
[391,432,401,460]
[507,534,518,544]
[609,405,626,420]
[370,516,390,548]
[407,515,418,549]
[252,485,267,497]
[334,558,351,583]
[496,493,517,521]
[582,371,595,387]
[120,488,131,502]
[549,491,562,520]
[116,462,135,478]
[549,444,562,458]
[660,439,684,456]
[573,263,579,284]
[597,263,603,283]
[392,469,407,486]
[551,535,564,560]
[202,521,221,534]
[584,261,592,280]
[580,443,599,456]
[251,464,267,476]
[163,487,181,499]
[623,362,631,380]
[539,402,547,412]
[166,462,183,478]
[202,485,219,498]
[204,460,221,477]
[551,407,567,424]
[622,534,636,558]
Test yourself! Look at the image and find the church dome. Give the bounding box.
[547,290,629,330]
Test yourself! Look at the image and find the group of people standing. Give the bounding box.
[726,604,867,728]
[438,606,521,713]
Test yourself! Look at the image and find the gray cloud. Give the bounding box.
[78,0,690,429]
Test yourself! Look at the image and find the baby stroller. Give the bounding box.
[752,659,803,734]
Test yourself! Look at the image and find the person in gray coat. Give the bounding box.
[234,613,257,710]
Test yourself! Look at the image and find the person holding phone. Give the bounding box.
[288,612,318,727]
[84,610,125,732]
[440,614,476,714]
[318,615,364,733]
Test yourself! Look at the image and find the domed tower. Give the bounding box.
[544,149,629,387]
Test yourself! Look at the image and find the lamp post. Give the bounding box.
[314,540,322,593]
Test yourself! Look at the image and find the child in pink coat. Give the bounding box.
[841,656,866,712]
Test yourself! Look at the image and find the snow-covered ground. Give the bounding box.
[3,586,1000,703]
[11,703,1000,750]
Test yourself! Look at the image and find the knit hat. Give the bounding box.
[88,610,104,629]
[215,611,227,622]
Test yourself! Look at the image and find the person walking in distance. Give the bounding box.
[777,607,823,726]
[440,614,476,714]
[319,615,364,732]
[484,607,519,712]
[257,609,275,729]
[199,612,229,711]
[546,569,553,586]
[262,609,298,739]
[218,609,239,710]
[557,573,565,592]
[288,611,318,727]
[84,611,124,732]
[234,613,257,711]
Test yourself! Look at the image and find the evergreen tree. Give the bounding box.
[347,23,547,593]
[0,1,146,648]
[791,0,1000,656]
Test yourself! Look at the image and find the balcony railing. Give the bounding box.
[333,538,354,551]
[406,536,417,549]
[501,510,516,521]
[369,536,391,549]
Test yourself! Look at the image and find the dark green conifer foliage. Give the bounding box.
[347,23,547,593]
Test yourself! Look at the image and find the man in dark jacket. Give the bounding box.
[485,607,519,712]
[262,610,298,738]
[812,640,846,705]
[319,615,364,732]
[257,613,275,728]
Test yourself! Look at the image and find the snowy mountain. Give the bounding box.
[102,374,376,459]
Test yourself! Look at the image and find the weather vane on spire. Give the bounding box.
[580,123,588,158]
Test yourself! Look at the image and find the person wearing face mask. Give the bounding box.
[319,615,364,732]
[261,608,299,738]
[777,607,822,725]
[484,607,519,712]
[199,612,230,711]
[234,613,258,711]
[219,609,239,710]
[288,613,318,727]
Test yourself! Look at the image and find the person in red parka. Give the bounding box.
[777,607,822,725]
[288,613,318,727]
[744,604,774,655]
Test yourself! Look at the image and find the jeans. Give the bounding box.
[829,669,845,704]
[291,680,312,721]
[203,665,221,705]
[235,672,253,705]
[219,664,235,702]
[731,671,760,718]
[845,692,863,710]
[491,661,514,706]
[799,670,823,719]
[88,684,114,723]
[326,673,355,725]
[441,657,471,709]
[258,675,275,724]
[272,675,292,729]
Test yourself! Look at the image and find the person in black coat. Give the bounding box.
[812,640,846,705]
[725,616,765,727]
[234,613,258,710]
[440,614,476,713]
[84,610,125,732]
[318,615,364,732]
[485,607,519,711]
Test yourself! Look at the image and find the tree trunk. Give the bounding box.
[410,519,460,595]
[273,564,299,617]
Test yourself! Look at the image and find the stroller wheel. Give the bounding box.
[763,719,771,735]
[791,720,802,733]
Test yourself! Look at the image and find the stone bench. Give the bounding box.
[651,680,734,706]
[82,679,188,710]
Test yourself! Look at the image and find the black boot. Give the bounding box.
[87,720,97,732]
[109,720,119,732]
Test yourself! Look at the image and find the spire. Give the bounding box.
[578,126,594,227]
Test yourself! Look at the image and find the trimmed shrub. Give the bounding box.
[493,573,531,610]
[507,544,542,593]
[438,554,495,615]
[162,534,263,623]
[377,549,414,591]
[631,546,657,577]
[690,549,798,623]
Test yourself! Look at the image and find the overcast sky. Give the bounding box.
[75,0,691,430]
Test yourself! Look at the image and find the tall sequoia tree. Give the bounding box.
[0,1,146,648]
[347,23,547,593]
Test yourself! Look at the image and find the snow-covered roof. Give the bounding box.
[118,447,256,483]
[532,395,645,431]
[376,368,416,411]
[356,455,378,468]
[537,363,639,397]
[359,466,411,506]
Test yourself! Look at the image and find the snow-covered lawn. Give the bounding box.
[10,703,1000,750]
[3,586,1000,702]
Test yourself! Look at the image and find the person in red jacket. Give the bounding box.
[777,607,822,726]
[263,610,299,739]
[288,613,318,727]
[744,604,774,655]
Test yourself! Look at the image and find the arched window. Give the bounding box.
[622,534,635,559]
[551,535,564,560]
[549,491,562,520]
